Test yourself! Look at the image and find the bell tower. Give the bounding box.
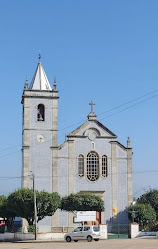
[21,58,59,193]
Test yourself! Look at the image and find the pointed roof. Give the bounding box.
[29,62,52,90]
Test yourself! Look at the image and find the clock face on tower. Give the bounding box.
[37,134,45,143]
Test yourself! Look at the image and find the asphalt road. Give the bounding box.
[0,239,158,249]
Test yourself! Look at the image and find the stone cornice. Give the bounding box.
[23,128,58,131]
[50,146,59,150]
[110,140,132,151]
[22,145,30,150]
[67,135,117,139]
[22,95,59,100]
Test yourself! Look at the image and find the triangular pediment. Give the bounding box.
[67,120,117,138]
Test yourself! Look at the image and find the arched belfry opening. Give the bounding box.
[37,104,45,121]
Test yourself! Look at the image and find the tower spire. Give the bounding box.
[30,60,52,91]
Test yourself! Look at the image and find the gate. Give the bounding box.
[108,224,130,239]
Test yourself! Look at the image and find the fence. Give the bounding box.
[108,224,130,239]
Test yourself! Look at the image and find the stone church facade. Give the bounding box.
[22,60,133,228]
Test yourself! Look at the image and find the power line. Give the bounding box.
[0,89,158,158]
[0,144,21,154]
[99,93,158,121]
[97,89,158,117]
[0,150,21,159]
[1,169,158,181]
[59,89,158,131]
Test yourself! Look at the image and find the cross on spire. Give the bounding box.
[38,51,41,62]
[89,101,95,113]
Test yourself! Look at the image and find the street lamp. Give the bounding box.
[30,171,37,240]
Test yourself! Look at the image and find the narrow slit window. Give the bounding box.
[78,155,84,177]
[102,155,108,177]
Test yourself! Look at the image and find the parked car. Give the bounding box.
[0,218,5,233]
[64,225,100,242]
[0,219,5,226]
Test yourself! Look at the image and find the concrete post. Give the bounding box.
[130,223,139,238]
[99,224,108,239]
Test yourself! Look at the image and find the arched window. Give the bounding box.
[37,104,45,121]
[102,155,108,177]
[87,152,99,181]
[78,155,84,177]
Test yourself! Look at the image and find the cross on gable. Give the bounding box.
[89,101,95,113]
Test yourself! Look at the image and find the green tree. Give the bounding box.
[7,188,34,225]
[36,190,61,222]
[0,195,7,218]
[0,195,16,232]
[0,195,16,219]
[7,188,61,225]
[61,192,105,212]
[137,189,158,218]
[129,203,156,231]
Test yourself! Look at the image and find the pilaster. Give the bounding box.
[52,147,58,192]
[68,139,74,226]
[100,193,105,224]
[127,148,133,206]
[22,146,30,187]
[52,96,59,227]
[111,141,118,224]
[52,96,58,193]
[52,97,58,147]
[22,97,30,187]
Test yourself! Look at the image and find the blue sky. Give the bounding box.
[0,0,158,197]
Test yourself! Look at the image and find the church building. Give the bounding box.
[21,59,133,229]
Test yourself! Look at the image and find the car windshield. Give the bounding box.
[93,226,99,232]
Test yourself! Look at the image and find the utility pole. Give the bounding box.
[32,173,37,240]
